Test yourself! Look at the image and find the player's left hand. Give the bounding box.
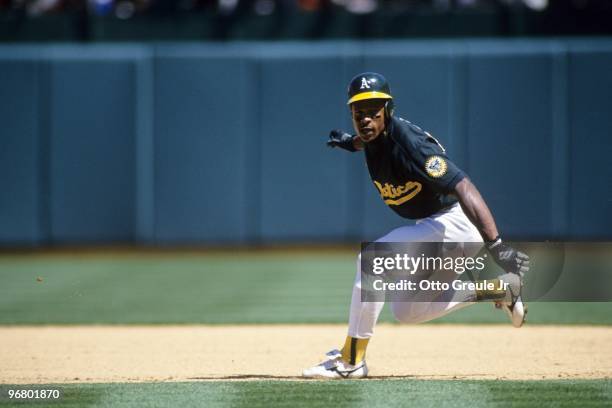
[327,129,357,152]
[487,239,530,277]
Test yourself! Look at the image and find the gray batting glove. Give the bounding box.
[487,238,530,277]
[327,129,357,152]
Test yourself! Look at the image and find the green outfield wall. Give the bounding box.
[0,39,611,245]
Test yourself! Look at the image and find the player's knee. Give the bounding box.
[391,302,428,324]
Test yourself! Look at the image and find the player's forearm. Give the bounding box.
[454,177,499,242]
[352,136,364,151]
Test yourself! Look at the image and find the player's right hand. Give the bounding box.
[487,239,530,277]
[327,129,357,152]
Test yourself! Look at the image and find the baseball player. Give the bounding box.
[303,72,530,379]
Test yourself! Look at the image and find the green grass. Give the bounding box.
[0,251,610,325]
[1,379,611,408]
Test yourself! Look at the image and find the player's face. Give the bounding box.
[351,99,387,143]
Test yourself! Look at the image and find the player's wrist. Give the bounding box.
[486,235,502,250]
[343,134,358,152]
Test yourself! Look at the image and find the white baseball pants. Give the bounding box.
[348,203,484,338]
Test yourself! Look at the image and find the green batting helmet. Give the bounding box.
[347,72,394,117]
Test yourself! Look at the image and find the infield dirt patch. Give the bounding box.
[1,324,611,384]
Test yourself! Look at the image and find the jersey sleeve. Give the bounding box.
[394,125,466,193]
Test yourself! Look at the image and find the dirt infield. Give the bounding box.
[1,324,611,384]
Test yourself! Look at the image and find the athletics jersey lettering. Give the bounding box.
[364,117,466,219]
[373,180,422,205]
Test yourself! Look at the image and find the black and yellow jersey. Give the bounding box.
[364,116,465,220]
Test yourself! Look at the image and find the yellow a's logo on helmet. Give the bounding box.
[425,156,448,178]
